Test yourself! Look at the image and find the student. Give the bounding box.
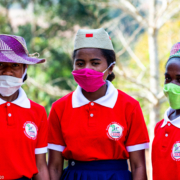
[48,28,149,180]
[0,34,49,180]
[152,42,180,180]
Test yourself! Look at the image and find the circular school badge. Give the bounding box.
[171,141,180,161]
[107,122,123,141]
[23,121,38,140]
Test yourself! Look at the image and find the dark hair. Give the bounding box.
[72,49,116,82]
[23,64,27,82]
[165,57,180,67]
[100,49,116,81]
[23,74,28,82]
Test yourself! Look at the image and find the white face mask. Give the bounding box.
[0,68,27,97]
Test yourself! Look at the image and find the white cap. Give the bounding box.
[74,28,114,51]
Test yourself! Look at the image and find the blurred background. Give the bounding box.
[1,0,180,179]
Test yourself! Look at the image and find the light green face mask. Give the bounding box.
[163,83,180,110]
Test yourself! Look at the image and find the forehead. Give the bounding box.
[166,58,180,72]
[75,48,104,59]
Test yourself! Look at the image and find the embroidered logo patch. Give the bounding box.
[23,121,38,140]
[107,122,123,141]
[171,141,180,161]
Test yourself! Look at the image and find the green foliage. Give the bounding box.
[0,0,177,122]
[0,0,111,114]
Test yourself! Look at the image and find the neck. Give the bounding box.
[169,109,180,121]
[82,83,107,102]
[0,90,19,102]
[174,109,180,117]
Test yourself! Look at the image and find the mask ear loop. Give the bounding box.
[103,62,116,74]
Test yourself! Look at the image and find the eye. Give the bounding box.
[92,62,100,66]
[177,78,180,82]
[76,62,84,66]
[165,76,171,83]
[12,63,19,67]
[13,64,19,67]
[165,77,171,80]
[0,63,4,69]
[75,60,84,67]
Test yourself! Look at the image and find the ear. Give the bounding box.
[108,64,114,75]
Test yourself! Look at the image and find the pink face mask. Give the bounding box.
[72,62,115,92]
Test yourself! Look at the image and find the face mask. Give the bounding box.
[72,62,115,92]
[163,83,180,109]
[0,68,27,97]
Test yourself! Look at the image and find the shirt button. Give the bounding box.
[168,123,171,126]
[7,103,10,106]
[71,161,75,166]
[91,102,94,106]
[165,133,168,137]
[90,113,94,117]
[8,113,12,117]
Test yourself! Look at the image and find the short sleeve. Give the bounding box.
[48,104,66,152]
[125,102,149,152]
[35,108,48,154]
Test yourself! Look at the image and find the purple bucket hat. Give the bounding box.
[169,42,180,60]
[0,34,45,64]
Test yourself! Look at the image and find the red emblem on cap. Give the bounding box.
[86,34,93,37]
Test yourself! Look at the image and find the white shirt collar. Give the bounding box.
[72,80,118,108]
[0,87,30,108]
[161,107,180,128]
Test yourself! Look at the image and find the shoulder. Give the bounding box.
[52,91,74,109]
[29,99,46,113]
[156,119,164,127]
[154,119,164,134]
[117,89,139,107]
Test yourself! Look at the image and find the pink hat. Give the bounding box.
[0,34,45,64]
[169,42,180,60]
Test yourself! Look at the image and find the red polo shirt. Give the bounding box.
[48,81,149,161]
[152,107,180,180]
[0,88,48,180]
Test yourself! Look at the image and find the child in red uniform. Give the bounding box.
[0,35,49,180]
[48,28,149,180]
[152,42,180,180]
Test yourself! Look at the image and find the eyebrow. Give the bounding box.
[75,59,84,62]
[75,58,101,61]
[164,73,180,76]
[90,59,101,62]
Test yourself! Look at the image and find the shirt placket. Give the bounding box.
[88,102,96,127]
[6,102,15,126]
[162,122,172,150]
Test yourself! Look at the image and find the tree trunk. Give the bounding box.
[148,1,160,179]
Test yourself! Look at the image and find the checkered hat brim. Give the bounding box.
[0,34,45,64]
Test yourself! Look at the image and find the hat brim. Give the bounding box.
[0,51,45,64]
[168,55,180,61]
